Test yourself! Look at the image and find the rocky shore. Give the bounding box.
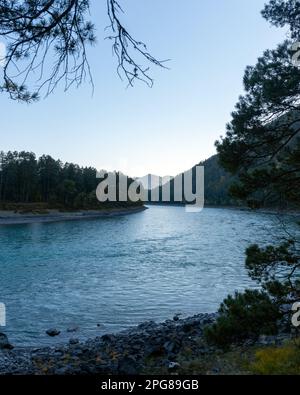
[0,313,293,375]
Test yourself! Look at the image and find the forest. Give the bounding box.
[0,151,140,210]
[0,150,238,210]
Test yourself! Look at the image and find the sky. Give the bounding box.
[0,0,287,177]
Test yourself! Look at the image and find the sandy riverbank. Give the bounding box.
[0,206,147,226]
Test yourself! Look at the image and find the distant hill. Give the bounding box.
[199,155,237,206]
[149,155,237,206]
[136,174,172,190]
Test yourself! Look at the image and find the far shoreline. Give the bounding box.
[0,204,299,226]
[147,202,300,216]
[0,206,147,226]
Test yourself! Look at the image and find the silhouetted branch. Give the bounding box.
[0,0,167,102]
[106,0,169,87]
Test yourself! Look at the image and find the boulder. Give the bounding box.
[0,333,14,350]
[46,328,61,337]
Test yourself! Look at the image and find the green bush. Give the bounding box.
[204,290,281,348]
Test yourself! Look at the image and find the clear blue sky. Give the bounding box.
[0,0,286,177]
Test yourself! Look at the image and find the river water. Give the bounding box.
[0,205,297,346]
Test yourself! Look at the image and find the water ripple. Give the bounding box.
[0,206,297,346]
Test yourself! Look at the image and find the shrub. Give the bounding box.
[250,341,300,375]
[204,290,281,348]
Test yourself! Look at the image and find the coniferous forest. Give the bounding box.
[0,150,238,209]
[0,151,141,210]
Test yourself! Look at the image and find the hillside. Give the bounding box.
[199,155,237,206]
[149,155,237,206]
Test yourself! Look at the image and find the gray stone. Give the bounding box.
[69,338,79,345]
[173,313,182,322]
[118,356,139,375]
[101,334,115,343]
[0,333,14,350]
[168,361,181,370]
[144,344,164,357]
[163,340,177,354]
[46,329,61,337]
